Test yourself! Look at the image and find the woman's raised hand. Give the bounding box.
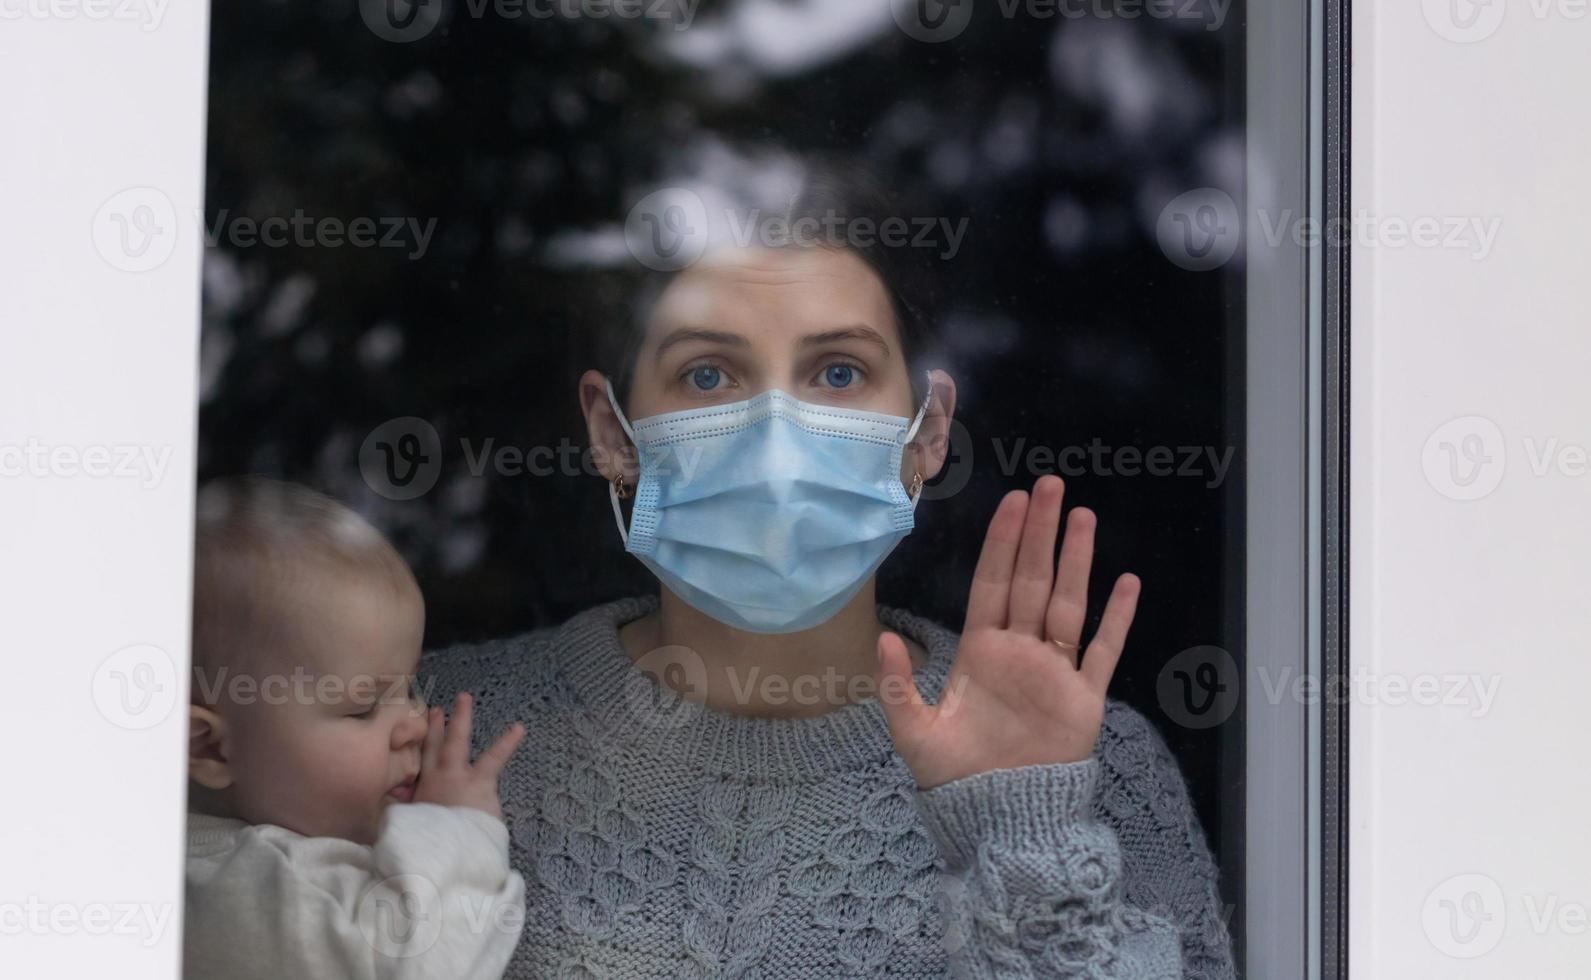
[876,476,1140,790]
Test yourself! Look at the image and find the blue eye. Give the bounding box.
[822,364,856,388]
[690,366,723,391]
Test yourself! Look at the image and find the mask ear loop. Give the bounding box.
[604,377,639,547]
[904,370,934,511]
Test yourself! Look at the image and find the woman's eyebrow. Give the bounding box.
[799,326,891,357]
[653,328,749,362]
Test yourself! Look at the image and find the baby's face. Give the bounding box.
[218,572,428,844]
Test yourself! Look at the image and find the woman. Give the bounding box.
[421,168,1234,978]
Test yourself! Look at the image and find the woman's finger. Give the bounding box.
[963,490,1030,632]
[875,631,933,744]
[474,722,525,779]
[1081,573,1141,690]
[443,692,472,764]
[1007,476,1065,636]
[1046,506,1096,650]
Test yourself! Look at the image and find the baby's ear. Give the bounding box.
[187,705,234,790]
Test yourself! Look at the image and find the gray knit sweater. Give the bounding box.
[419,597,1234,979]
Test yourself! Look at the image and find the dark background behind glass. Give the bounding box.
[199,0,1246,944]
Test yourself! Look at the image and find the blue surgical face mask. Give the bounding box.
[605,375,932,634]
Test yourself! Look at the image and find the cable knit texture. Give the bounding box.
[419,597,1234,979]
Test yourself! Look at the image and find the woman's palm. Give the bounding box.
[877,477,1141,789]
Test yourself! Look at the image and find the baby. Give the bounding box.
[183,477,526,980]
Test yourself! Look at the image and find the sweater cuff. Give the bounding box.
[914,759,1100,868]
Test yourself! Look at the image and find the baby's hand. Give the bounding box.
[411,692,525,821]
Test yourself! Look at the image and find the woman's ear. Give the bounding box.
[911,369,958,482]
[578,369,639,483]
[188,704,234,791]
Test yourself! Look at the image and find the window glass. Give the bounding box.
[196,1,1253,973]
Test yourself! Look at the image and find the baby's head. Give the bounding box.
[187,477,428,844]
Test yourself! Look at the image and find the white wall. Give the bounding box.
[0,4,208,978]
[1352,2,1591,976]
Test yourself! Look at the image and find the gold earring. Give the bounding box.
[613,473,632,500]
[908,472,923,498]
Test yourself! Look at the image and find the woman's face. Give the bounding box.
[581,245,957,484]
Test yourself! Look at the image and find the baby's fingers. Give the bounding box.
[443,692,473,765]
[474,722,526,779]
[421,706,445,769]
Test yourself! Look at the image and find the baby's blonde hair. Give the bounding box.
[190,477,418,700]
